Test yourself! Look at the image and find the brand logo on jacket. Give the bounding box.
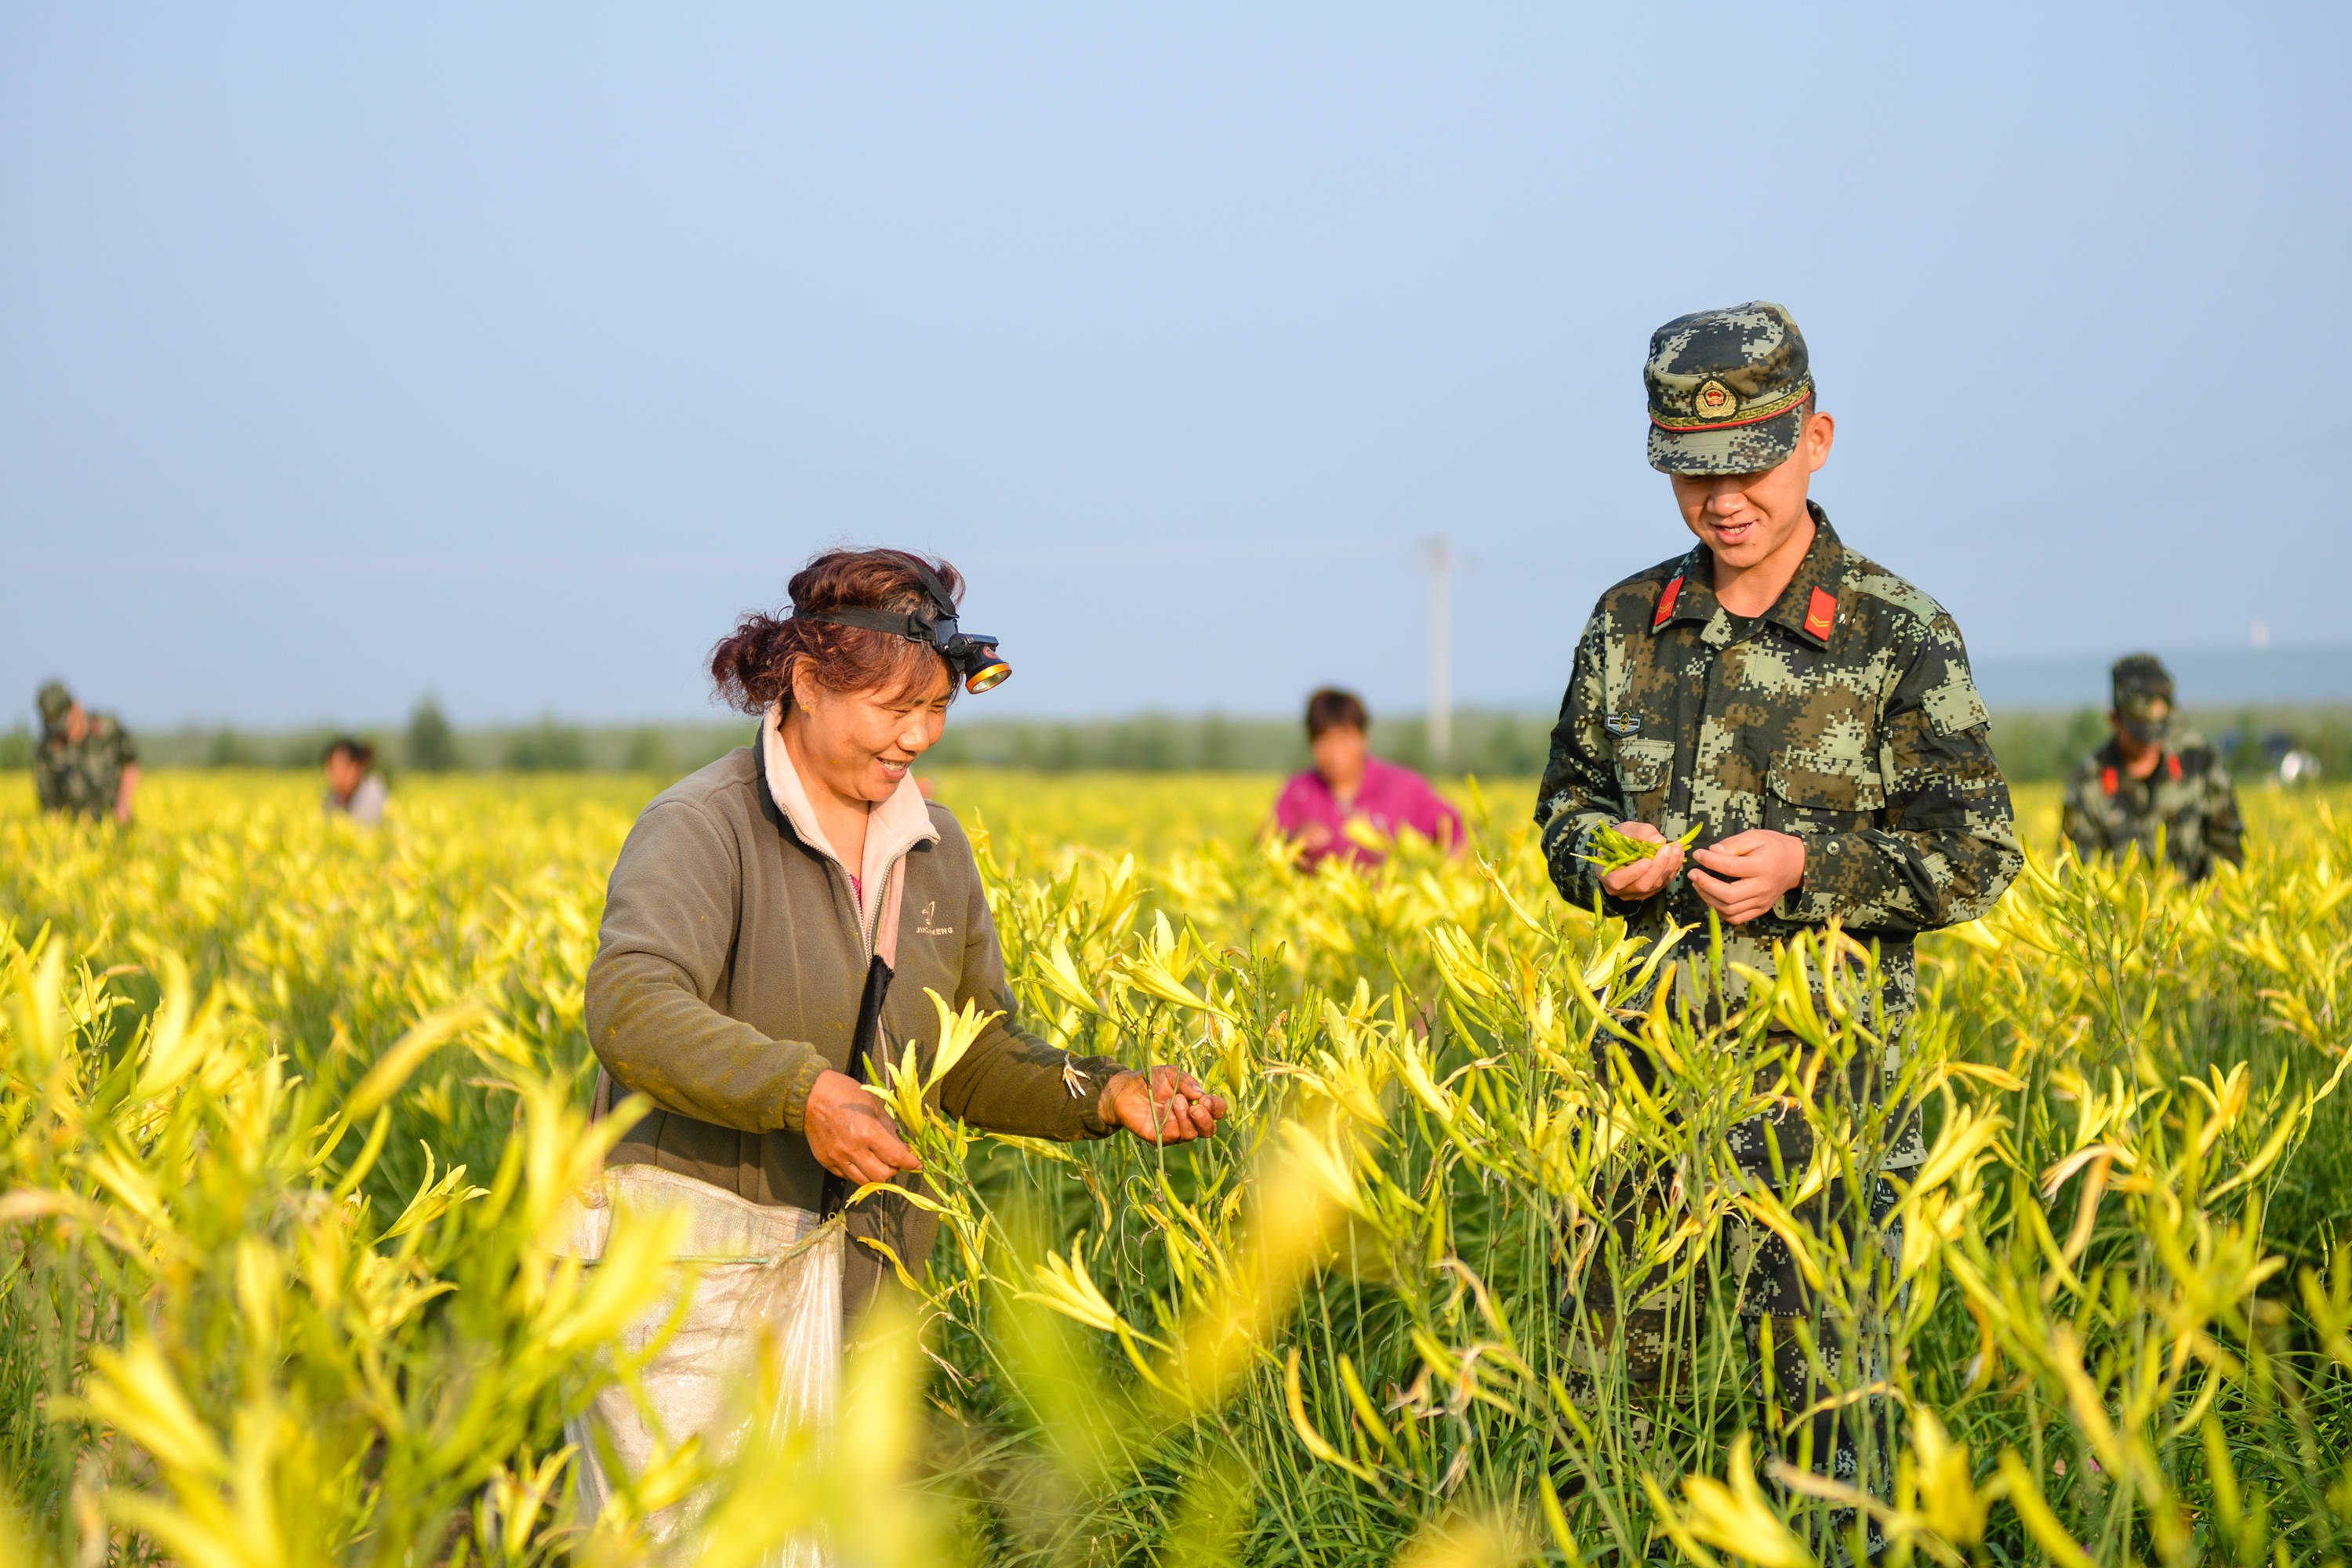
[915,899,955,937]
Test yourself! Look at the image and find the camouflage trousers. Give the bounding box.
[1559,1171,1903,1547]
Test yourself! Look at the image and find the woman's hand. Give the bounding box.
[804,1069,923,1185]
[1100,1066,1228,1145]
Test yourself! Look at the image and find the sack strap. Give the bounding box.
[819,954,895,1219]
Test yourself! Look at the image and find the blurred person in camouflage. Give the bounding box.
[34,681,140,825]
[1534,303,2022,1522]
[2060,654,2243,881]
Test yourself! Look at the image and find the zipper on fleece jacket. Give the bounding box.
[861,859,896,960]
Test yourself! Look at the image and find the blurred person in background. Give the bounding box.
[34,680,138,824]
[321,736,389,826]
[2062,653,2243,880]
[1272,688,1464,868]
[573,547,1226,1523]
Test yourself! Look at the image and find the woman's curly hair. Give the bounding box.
[710,549,965,715]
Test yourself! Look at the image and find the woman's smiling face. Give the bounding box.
[788,659,953,805]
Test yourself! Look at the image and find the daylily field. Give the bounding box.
[2,771,2348,1567]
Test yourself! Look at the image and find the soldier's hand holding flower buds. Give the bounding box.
[1598,822,1685,901]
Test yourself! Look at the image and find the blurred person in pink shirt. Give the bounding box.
[1272,688,1465,869]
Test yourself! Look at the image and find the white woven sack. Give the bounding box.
[555,1164,842,1566]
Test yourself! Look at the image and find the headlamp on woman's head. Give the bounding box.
[792,561,1011,695]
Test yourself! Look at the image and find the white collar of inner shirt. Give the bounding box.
[760,703,938,906]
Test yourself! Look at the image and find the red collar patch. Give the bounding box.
[1652,574,1684,630]
[2166,752,2183,782]
[2101,765,2119,796]
[1803,587,1838,639]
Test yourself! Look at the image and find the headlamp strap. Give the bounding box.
[793,557,966,647]
[899,558,962,622]
[793,604,953,645]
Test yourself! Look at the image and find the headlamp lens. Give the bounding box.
[964,649,1011,694]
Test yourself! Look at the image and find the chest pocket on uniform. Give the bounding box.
[1613,737,1674,815]
[1766,739,1886,833]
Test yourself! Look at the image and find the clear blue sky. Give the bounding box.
[5,3,2347,728]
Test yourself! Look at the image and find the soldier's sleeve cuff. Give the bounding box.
[1538,811,1581,870]
[1544,815,1622,913]
[1777,832,1858,924]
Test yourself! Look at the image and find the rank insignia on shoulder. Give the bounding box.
[1652,575,1684,630]
[1803,587,1838,639]
[1605,715,1642,737]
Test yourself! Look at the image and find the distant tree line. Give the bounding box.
[916,709,1557,778]
[3,697,2347,785]
[1974,706,2352,786]
[0,699,758,779]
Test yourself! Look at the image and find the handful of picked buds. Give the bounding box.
[1581,821,1704,875]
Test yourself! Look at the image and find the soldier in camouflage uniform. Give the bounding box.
[2061,655,2243,881]
[34,681,140,824]
[1536,303,2022,1512]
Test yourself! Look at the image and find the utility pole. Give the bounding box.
[1421,536,1452,766]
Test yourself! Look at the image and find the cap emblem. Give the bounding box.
[1649,378,1813,432]
[1803,588,1838,639]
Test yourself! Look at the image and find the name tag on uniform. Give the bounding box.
[1605,715,1642,737]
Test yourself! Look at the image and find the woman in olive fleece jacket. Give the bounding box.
[585,549,1226,1319]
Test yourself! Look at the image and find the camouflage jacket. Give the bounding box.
[1536,508,2021,1153]
[2060,735,2243,882]
[34,714,136,820]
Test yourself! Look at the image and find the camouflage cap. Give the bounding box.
[36,680,74,728]
[2111,653,2175,746]
[1645,301,1814,475]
